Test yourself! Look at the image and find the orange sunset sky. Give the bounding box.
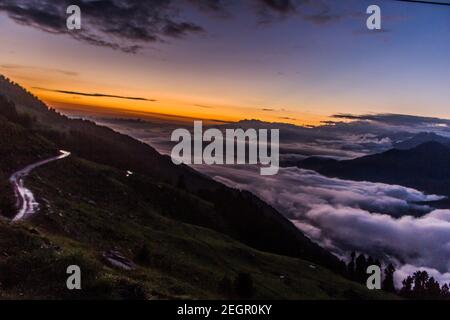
[0,0,449,126]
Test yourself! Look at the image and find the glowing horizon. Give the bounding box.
[0,0,449,127]
[22,78,334,126]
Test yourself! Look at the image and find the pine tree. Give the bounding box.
[441,283,449,298]
[399,275,413,298]
[355,254,367,283]
[426,277,441,299]
[347,252,356,280]
[412,270,429,299]
[382,263,396,293]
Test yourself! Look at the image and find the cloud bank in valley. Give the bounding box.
[91,115,450,286]
[201,165,450,285]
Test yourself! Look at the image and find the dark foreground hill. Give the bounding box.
[0,75,391,299]
[297,141,450,198]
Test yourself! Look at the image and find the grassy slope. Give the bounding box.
[0,155,394,299]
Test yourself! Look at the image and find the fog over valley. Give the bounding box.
[92,114,450,287]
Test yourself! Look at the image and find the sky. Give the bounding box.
[0,0,449,126]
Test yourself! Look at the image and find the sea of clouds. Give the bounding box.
[199,165,450,286]
[92,114,450,286]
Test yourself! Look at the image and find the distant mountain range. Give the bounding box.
[393,132,450,150]
[293,140,450,200]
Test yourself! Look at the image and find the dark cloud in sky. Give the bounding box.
[258,0,298,14]
[163,21,204,38]
[333,113,450,126]
[303,10,341,25]
[254,0,343,25]
[34,87,156,102]
[278,116,297,121]
[0,0,346,53]
[189,0,229,13]
[194,104,215,109]
[0,0,206,53]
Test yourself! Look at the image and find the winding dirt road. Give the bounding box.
[10,150,71,221]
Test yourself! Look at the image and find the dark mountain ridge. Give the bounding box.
[393,132,450,150]
[298,141,450,198]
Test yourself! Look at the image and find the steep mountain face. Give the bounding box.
[393,132,450,150]
[0,75,384,299]
[298,141,450,198]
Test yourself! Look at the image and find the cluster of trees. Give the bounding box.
[0,75,52,115]
[347,252,449,299]
[400,270,449,300]
[346,252,394,289]
[0,95,35,128]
